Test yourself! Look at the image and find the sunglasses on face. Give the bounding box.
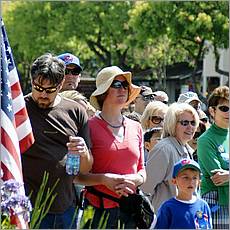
[32,81,59,94]
[216,105,229,112]
[110,80,129,90]
[142,95,154,101]
[150,116,164,124]
[65,68,81,75]
[178,120,196,127]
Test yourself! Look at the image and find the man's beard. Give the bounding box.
[35,98,52,109]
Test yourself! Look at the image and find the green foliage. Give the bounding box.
[3,1,229,90]
[29,171,59,229]
[79,206,110,229]
[1,216,16,229]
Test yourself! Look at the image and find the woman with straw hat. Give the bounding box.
[72,66,146,228]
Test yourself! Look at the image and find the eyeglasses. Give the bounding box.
[142,95,154,101]
[65,68,81,75]
[150,116,164,124]
[32,81,59,94]
[178,120,196,127]
[216,105,229,112]
[110,80,129,90]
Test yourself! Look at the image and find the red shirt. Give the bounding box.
[86,115,145,208]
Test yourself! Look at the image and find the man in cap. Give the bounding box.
[58,53,83,92]
[130,86,155,121]
[177,91,201,111]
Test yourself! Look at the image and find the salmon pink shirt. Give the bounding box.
[86,116,145,208]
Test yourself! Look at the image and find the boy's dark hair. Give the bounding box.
[144,127,162,142]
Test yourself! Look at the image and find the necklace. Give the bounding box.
[99,113,124,128]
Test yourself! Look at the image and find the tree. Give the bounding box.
[129,1,229,96]
[3,1,229,95]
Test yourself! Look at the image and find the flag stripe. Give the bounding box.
[12,92,26,115]
[19,133,34,154]
[15,108,29,127]
[1,18,34,228]
[1,146,23,183]
[11,81,21,99]
[17,117,33,140]
[1,110,21,155]
[1,128,21,170]
[1,163,14,181]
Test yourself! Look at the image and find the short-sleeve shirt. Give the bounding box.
[22,94,90,213]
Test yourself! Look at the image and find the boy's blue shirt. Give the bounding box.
[154,197,212,229]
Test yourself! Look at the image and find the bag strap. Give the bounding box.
[86,186,120,204]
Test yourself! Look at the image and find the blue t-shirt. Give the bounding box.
[154,197,212,229]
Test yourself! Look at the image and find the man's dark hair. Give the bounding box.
[31,53,65,86]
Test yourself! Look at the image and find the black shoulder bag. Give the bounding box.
[87,187,155,229]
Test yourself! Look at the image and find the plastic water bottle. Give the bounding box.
[66,152,80,175]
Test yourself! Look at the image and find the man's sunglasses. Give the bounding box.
[215,105,229,112]
[65,68,81,75]
[150,116,164,124]
[178,120,196,127]
[110,80,129,90]
[32,81,59,94]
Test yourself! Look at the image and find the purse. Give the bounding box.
[86,187,155,229]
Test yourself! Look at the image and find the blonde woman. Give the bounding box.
[141,102,199,213]
[141,101,168,131]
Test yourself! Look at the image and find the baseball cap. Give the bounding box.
[140,86,154,97]
[172,158,201,178]
[177,92,201,104]
[58,53,83,71]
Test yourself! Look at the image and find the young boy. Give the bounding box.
[154,158,212,229]
[144,127,162,153]
[144,127,162,164]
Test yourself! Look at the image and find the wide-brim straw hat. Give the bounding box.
[90,66,140,110]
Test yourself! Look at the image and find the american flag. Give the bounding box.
[1,18,34,228]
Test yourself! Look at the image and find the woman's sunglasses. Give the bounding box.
[110,80,129,90]
[216,105,229,112]
[150,116,164,124]
[178,120,196,127]
[32,81,59,94]
[65,68,81,75]
[142,95,154,101]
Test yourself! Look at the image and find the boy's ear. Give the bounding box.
[144,142,150,151]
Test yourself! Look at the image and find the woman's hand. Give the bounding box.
[103,173,136,197]
[210,169,229,186]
